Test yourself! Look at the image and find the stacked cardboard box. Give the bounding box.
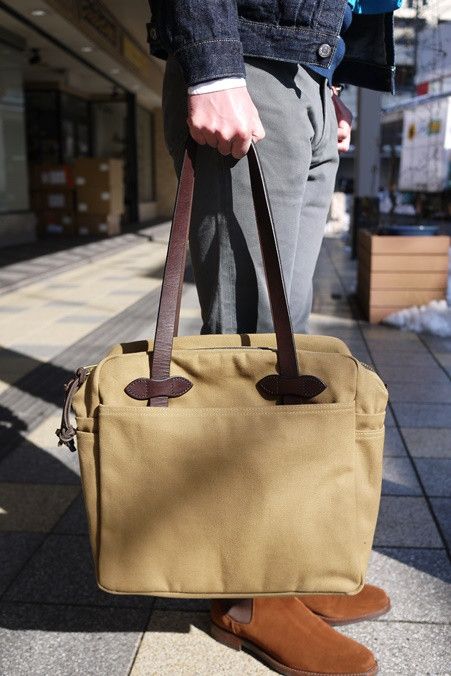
[30,164,76,236]
[74,158,124,236]
[358,229,450,323]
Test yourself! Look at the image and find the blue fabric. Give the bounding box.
[352,0,402,13]
[306,0,402,84]
[306,4,352,84]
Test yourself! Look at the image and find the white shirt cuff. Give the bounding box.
[188,77,246,96]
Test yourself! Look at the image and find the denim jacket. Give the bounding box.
[147,1,395,93]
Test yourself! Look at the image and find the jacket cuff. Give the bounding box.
[174,38,245,87]
[188,77,247,96]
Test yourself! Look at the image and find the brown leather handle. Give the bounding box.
[149,139,300,406]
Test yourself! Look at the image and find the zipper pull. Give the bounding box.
[55,367,87,452]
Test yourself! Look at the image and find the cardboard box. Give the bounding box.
[36,211,75,237]
[31,189,75,212]
[74,158,124,215]
[76,187,124,216]
[76,214,121,237]
[29,164,74,190]
[357,230,450,323]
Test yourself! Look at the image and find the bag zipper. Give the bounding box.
[359,360,376,372]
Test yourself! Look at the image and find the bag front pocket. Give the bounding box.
[96,402,361,597]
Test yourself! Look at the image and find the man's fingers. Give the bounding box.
[217,134,234,156]
[253,117,266,142]
[231,133,252,159]
[188,125,206,145]
[338,137,351,152]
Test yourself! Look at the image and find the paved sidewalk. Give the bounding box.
[0,233,450,675]
[0,221,168,295]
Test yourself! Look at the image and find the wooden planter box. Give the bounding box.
[357,230,450,323]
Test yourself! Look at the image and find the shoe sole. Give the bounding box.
[316,601,392,627]
[210,622,379,676]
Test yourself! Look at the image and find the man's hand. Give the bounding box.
[332,93,353,153]
[187,87,265,159]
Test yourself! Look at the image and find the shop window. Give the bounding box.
[0,40,29,213]
[25,90,60,164]
[92,100,127,158]
[26,89,91,164]
[61,93,90,161]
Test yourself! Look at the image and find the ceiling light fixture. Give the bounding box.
[31,9,47,17]
[81,46,93,53]
[110,68,120,75]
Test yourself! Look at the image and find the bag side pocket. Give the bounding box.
[355,428,385,575]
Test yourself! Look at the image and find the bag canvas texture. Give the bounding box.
[68,144,388,598]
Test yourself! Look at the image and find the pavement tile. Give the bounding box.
[0,484,80,533]
[131,611,270,675]
[0,349,40,384]
[348,346,373,363]
[434,353,451,377]
[0,533,44,595]
[390,403,451,428]
[383,428,407,457]
[413,458,451,497]
[370,351,438,368]
[11,344,67,360]
[382,457,422,496]
[361,327,422,344]
[341,621,451,676]
[4,534,153,609]
[367,548,451,623]
[384,407,396,427]
[420,335,451,354]
[0,440,80,485]
[56,314,110,324]
[430,498,451,550]
[0,307,26,313]
[0,602,150,676]
[374,496,443,547]
[367,340,427,354]
[53,494,88,534]
[376,365,449,384]
[387,381,451,404]
[401,428,451,458]
[45,299,84,308]
[153,598,210,612]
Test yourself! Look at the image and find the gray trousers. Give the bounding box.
[162,58,339,334]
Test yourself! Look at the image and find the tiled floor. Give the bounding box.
[0,232,450,675]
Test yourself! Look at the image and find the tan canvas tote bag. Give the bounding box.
[57,141,388,598]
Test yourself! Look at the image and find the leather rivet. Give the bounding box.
[318,43,332,59]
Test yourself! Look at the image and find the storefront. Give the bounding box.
[0,0,170,247]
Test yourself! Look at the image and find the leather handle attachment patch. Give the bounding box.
[125,376,193,401]
[257,374,326,400]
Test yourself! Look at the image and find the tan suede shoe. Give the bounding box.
[301,585,391,626]
[211,597,378,675]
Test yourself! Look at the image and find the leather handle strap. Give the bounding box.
[149,139,300,406]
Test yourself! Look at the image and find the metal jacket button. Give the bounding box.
[318,43,332,58]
